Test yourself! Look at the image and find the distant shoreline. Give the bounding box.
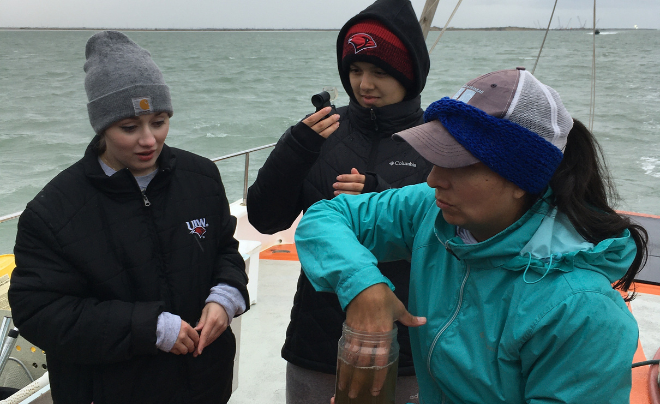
[0,26,656,32]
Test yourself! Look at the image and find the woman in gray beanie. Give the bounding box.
[9,30,249,404]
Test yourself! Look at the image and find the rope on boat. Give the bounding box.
[588,0,597,131]
[428,0,464,54]
[0,372,49,404]
[631,359,660,368]
[531,0,559,75]
[5,357,34,382]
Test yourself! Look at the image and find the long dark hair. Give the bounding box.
[548,119,648,299]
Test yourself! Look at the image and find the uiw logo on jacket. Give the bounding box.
[186,218,208,238]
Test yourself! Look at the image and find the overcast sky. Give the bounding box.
[1,0,658,30]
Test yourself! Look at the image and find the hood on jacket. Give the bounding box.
[516,206,635,284]
[336,0,430,102]
[442,188,637,284]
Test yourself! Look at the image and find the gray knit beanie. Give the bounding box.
[84,31,173,134]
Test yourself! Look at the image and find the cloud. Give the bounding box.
[1,0,658,29]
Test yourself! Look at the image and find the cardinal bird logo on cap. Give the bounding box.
[348,33,377,53]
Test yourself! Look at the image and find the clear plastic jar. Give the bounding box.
[335,323,399,404]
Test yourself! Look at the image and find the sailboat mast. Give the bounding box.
[419,0,440,40]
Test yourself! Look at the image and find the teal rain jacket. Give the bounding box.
[295,183,638,404]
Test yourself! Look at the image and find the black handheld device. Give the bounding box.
[311,90,338,119]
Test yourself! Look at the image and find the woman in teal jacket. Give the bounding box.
[295,68,648,403]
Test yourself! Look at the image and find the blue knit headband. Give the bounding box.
[424,98,563,194]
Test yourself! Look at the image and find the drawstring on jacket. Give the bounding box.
[523,252,555,284]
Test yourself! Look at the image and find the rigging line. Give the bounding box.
[428,0,464,54]
[531,0,559,75]
[589,0,597,131]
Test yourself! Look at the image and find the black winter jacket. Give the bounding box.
[248,96,432,375]
[9,137,248,404]
[248,0,431,376]
[247,0,431,377]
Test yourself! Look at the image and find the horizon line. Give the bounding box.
[0,26,656,31]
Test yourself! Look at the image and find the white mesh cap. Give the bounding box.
[505,70,573,152]
[393,68,572,193]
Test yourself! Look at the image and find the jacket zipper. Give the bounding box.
[141,190,151,207]
[370,109,379,131]
[444,242,460,261]
[435,227,461,261]
[366,109,381,173]
[138,184,172,309]
[366,137,381,172]
[426,262,470,374]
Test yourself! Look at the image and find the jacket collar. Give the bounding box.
[435,188,635,282]
[347,95,423,138]
[82,135,176,196]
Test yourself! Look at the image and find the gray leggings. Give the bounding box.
[286,363,419,404]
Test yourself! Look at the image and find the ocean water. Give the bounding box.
[0,29,659,253]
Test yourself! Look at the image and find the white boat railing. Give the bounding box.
[0,213,22,225]
[209,143,276,206]
[0,143,277,224]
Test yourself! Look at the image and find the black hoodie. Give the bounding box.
[247,0,432,376]
[336,0,430,101]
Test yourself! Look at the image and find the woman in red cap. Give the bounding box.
[247,0,431,402]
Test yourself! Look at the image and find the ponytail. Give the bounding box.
[549,119,648,299]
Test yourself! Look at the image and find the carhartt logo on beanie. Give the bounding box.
[342,19,414,92]
[84,31,173,134]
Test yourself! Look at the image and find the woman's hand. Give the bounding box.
[346,283,426,332]
[334,168,366,195]
[338,284,426,399]
[169,320,200,355]
[193,302,229,357]
[302,107,340,139]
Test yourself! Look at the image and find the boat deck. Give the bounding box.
[229,258,299,403]
[632,287,660,360]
